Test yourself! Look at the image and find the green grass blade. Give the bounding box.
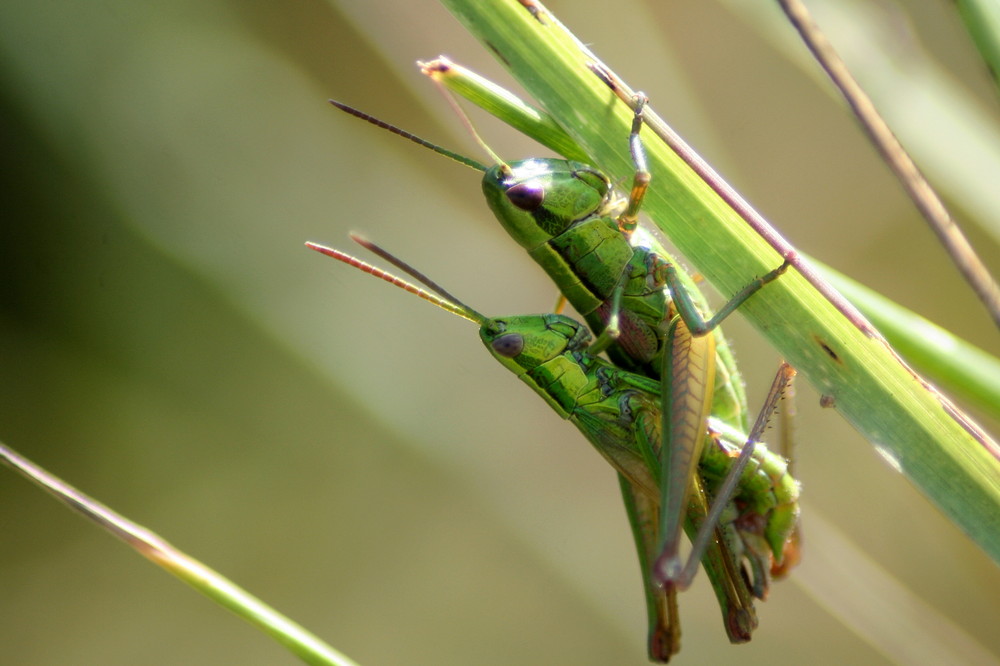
[0,444,359,666]
[421,57,589,162]
[957,0,1000,97]
[438,0,1000,562]
[813,260,1000,419]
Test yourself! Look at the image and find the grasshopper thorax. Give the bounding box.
[480,313,592,376]
[482,159,612,250]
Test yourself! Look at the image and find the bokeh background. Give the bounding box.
[1,1,998,664]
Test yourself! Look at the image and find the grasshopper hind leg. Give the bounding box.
[681,363,800,599]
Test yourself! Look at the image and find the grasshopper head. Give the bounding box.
[482,159,611,250]
[480,313,591,376]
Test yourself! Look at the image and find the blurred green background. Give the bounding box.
[1,1,998,664]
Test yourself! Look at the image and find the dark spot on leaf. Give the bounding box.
[485,41,510,67]
[814,335,842,364]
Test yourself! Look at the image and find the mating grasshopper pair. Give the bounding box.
[309,71,800,662]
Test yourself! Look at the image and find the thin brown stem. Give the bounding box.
[776,0,1000,331]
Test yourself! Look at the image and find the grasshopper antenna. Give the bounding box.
[305,240,487,325]
[329,101,488,173]
[347,233,467,308]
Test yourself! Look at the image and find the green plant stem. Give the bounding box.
[0,444,358,666]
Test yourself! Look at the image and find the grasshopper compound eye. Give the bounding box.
[505,182,545,211]
[491,333,524,358]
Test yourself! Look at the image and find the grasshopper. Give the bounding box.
[327,91,799,659]
[307,236,797,661]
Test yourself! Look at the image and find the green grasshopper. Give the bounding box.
[307,236,797,662]
[328,91,799,659]
[473,95,800,587]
